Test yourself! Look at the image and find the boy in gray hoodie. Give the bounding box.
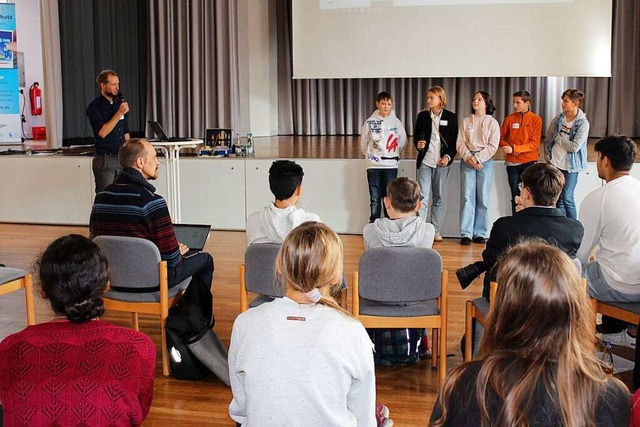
[363,177,435,249]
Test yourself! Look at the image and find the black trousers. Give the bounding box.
[169,252,214,325]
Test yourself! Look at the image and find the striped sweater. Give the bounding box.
[89,167,181,268]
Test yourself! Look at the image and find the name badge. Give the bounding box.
[120,115,125,120]
[440,120,448,126]
[512,123,520,129]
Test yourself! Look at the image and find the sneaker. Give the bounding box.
[434,233,443,242]
[472,236,486,244]
[460,237,472,245]
[456,264,480,289]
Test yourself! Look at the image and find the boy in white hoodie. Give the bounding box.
[246,160,321,245]
[360,91,407,223]
[363,177,435,249]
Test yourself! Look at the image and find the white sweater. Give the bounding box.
[228,297,376,427]
[246,204,321,245]
[577,175,640,294]
[360,109,407,169]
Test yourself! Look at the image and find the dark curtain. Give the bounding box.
[145,0,240,140]
[59,0,148,145]
[277,0,639,138]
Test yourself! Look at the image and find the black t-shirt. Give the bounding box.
[86,95,129,155]
[430,361,630,426]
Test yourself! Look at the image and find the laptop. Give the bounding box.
[173,223,211,258]
[148,121,182,142]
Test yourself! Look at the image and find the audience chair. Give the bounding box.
[463,281,498,362]
[591,300,640,326]
[0,267,36,326]
[239,243,283,312]
[351,247,448,387]
[94,236,191,376]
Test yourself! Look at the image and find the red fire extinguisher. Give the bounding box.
[29,82,42,116]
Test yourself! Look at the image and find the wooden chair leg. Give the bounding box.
[464,301,473,362]
[24,274,36,326]
[439,325,447,388]
[161,315,170,376]
[132,312,139,331]
[431,328,438,369]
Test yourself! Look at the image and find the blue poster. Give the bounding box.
[0,3,20,143]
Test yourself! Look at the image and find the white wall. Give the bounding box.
[15,0,46,138]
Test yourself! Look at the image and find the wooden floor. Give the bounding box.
[0,223,629,425]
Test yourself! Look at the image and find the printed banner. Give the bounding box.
[0,3,20,143]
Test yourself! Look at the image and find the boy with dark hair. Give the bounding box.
[578,135,640,301]
[456,162,583,299]
[499,90,543,214]
[363,177,435,248]
[246,160,321,245]
[360,91,407,223]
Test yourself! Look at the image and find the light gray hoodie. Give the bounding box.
[246,204,322,245]
[363,216,435,249]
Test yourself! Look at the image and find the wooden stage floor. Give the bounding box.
[0,223,633,425]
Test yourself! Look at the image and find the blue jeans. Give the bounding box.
[367,168,398,223]
[417,165,450,234]
[583,261,640,302]
[460,159,494,238]
[506,161,536,215]
[556,170,579,219]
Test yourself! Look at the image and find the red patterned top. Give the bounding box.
[0,320,156,426]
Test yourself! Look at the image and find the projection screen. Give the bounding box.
[292,0,612,79]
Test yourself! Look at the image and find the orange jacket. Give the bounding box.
[499,111,542,163]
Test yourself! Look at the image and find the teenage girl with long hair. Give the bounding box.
[229,222,377,426]
[430,241,629,426]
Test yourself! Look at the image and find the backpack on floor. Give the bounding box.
[367,328,429,366]
[165,304,211,380]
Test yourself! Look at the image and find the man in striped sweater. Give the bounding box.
[90,138,214,320]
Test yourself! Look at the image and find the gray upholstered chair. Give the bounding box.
[239,243,283,312]
[0,267,35,326]
[94,235,191,376]
[351,247,448,387]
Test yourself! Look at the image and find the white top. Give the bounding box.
[228,297,376,427]
[577,175,640,293]
[246,204,322,245]
[359,109,407,169]
[422,110,442,168]
[549,119,574,170]
[455,114,500,164]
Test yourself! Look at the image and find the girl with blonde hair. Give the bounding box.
[229,222,376,426]
[431,241,629,426]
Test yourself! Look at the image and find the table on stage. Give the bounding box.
[150,139,203,223]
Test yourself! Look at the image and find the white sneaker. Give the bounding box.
[434,233,443,242]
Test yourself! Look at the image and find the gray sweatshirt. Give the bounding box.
[229,297,376,426]
[363,216,435,249]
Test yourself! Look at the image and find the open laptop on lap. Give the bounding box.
[173,224,211,258]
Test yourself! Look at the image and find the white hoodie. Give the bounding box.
[360,109,407,169]
[363,216,435,249]
[246,204,322,245]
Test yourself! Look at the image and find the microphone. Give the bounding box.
[117,92,124,101]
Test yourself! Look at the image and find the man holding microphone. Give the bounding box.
[86,69,130,193]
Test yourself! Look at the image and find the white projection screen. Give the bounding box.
[292,0,612,79]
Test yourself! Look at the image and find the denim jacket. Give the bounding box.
[544,109,589,172]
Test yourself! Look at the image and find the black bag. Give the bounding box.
[165,304,211,380]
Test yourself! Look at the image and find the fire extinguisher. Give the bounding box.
[29,82,42,116]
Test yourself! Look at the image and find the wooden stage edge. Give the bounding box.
[26,135,640,162]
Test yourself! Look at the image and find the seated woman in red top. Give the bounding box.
[430,241,630,426]
[0,234,156,426]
